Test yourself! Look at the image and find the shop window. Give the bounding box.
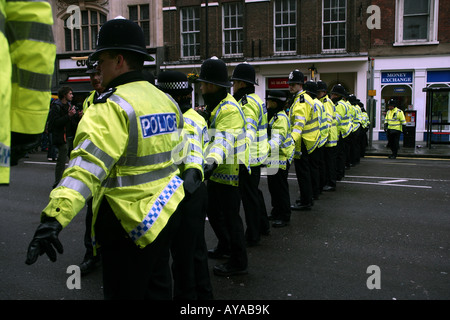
[380,84,412,129]
[427,84,450,132]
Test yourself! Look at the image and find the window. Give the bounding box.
[274,0,297,54]
[181,7,200,58]
[129,4,150,46]
[65,10,106,52]
[223,2,243,56]
[394,0,439,45]
[322,0,346,52]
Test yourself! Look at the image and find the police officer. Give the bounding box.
[347,94,362,166]
[1,0,55,185]
[157,70,213,300]
[330,84,352,181]
[317,81,338,191]
[77,56,105,276]
[198,57,249,277]
[266,90,294,227]
[304,80,327,199]
[288,70,321,211]
[385,99,406,159]
[231,62,269,246]
[26,18,186,300]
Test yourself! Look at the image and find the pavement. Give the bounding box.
[365,139,450,159]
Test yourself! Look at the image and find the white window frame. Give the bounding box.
[180,7,200,59]
[322,0,347,53]
[273,0,297,55]
[394,0,439,46]
[222,2,244,58]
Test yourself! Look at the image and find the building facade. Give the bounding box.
[48,0,450,143]
[369,0,450,143]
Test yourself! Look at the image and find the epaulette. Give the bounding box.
[299,94,305,103]
[93,87,117,104]
[241,94,248,106]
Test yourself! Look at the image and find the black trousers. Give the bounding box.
[294,141,314,205]
[171,183,213,300]
[336,134,349,180]
[95,199,180,300]
[206,180,247,269]
[239,164,268,243]
[351,127,361,165]
[316,146,326,191]
[388,129,401,156]
[324,146,337,188]
[267,162,291,222]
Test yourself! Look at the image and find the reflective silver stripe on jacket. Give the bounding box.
[57,176,92,201]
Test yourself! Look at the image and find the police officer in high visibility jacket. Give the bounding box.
[157,70,213,300]
[26,18,185,300]
[330,84,352,181]
[77,57,105,276]
[359,101,370,158]
[347,94,362,166]
[288,70,321,211]
[385,99,406,159]
[198,57,249,277]
[317,81,338,191]
[304,80,327,199]
[1,0,55,185]
[266,90,294,227]
[231,62,269,246]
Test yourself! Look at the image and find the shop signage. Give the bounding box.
[268,77,289,89]
[381,72,413,84]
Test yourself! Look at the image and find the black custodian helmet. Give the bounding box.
[304,80,318,98]
[231,62,257,85]
[157,70,192,96]
[317,80,328,92]
[331,84,348,98]
[91,17,153,61]
[197,56,231,88]
[288,69,305,84]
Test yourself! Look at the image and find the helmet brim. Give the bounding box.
[197,78,232,88]
[230,77,258,85]
[91,46,154,61]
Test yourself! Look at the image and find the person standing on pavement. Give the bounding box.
[26,18,186,300]
[231,62,270,246]
[198,57,249,277]
[157,70,213,300]
[77,57,105,276]
[330,84,352,181]
[288,70,321,211]
[266,90,294,227]
[317,81,338,191]
[48,86,77,189]
[385,99,406,159]
[1,0,56,185]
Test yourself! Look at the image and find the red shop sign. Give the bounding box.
[268,77,289,89]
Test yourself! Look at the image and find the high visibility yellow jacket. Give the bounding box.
[266,110,294,171]
[42,80,185,249]
[314,98,329,148]
[206,93,248,187]
[289,90,320,157]
[83,90,96,112]
[335,99,352,139]
[0,0,55,184]
[349,102,362,132]
[385,107,406,132]
[361,110,370,129]
[177,108,209,180]
[320,95,338,147]
[238,93,269,166]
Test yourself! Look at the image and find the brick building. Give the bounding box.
[48,0,450,142]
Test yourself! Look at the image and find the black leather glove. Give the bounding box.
[203,158,218,181]
[11,132,41,166]
[182,168,203,195]
[25,217,63,265]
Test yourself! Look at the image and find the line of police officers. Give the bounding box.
[25,18,370,300]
